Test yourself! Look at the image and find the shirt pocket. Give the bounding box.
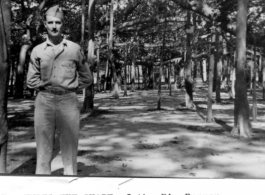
[40,61,50,81]
[61,61,76,78]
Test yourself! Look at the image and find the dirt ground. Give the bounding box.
[5,78,265,178]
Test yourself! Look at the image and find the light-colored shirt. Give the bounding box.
[27,38,93,91]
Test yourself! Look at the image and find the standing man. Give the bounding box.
[27,5,93,175]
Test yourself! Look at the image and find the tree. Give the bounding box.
[14,0,49,98]
[184,10,193,108]
[231,0,251,137]
[109,0,119,98]
[207,31,215,123]
[83,0,96,113]
[0,0,11,173]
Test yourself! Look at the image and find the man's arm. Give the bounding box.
[77,48,93,90]
[27,48,41,89]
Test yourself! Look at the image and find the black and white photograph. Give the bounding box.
[0,0,265,194]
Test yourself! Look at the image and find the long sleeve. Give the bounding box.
[27,48,42,89]
[77,48,93,90]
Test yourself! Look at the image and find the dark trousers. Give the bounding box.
[34,91,80,175]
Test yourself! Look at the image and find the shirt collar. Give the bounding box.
[44,38,67,50]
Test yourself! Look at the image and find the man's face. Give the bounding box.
[44,15,63,38]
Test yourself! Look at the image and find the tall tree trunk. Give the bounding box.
[157,47,164,110]
[0,0,11,173]
[123,45,128,97]
[184,11,193,108]
[252,37,257,122]
[262,56,265,100]
[109,0,119,98]
[137,65,140,90]
[15,0,48,98]
[83,0,96,113]
[15,45,30,98]
[215,32,222,103]
[207,32,215,123]
[96,47,100,92]
[169,63,172,96]
[231,0,251,137]
[81,0,85,49]
[201,59,207,82]
[131,45,136,92]
[157,17,166,110]
[152,65,156,89]
[104,60,109,92]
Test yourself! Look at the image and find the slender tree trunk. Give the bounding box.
[143,66,147,90]
[215,32,222,103]
[184,11,193,108]
[202,59,207,82]
[15,45,30,98]
[152,65,156,89]
[252,37,257,122]
[81,0,85,49]
[109,0,119,98]
[15,0,48,98]
[83,0,96,113]
[104,60,109,92]
[250,56,253,91]
[123,45,128,97]
[207,32,215,123]
[169,63,172,96]
[222,56,228,89]
[221,37,228,89]
[0,0,11,173]
[230,49,236,99]
[9,57,15,96]
[96,47,100,92]
[131,45,136,92]
[262,56,265,100]
[137,65,140,90]
[157,47,164,110]
[157,18,166,110]
[231,0,251,137]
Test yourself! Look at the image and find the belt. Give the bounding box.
[40,89,76,95]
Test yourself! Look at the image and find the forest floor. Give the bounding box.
[5,78,265,179]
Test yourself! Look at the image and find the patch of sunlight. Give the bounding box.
[51,154,63,172]
[108,137,128,143]
[127,132,141,137]
[78,140,114,151]
[83,124,97,128]
[128,153,180,172]
[7,114,15,118]
[112,128,126,133]
[8,142,36,150]
[207,152,265,165]
[9,131,29,137]
[209,162,265,178]
[95,146,114,151]
[106,122,119,126]
[21,100,34,103]
[212,142,265,153]
[94,134,117,140]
